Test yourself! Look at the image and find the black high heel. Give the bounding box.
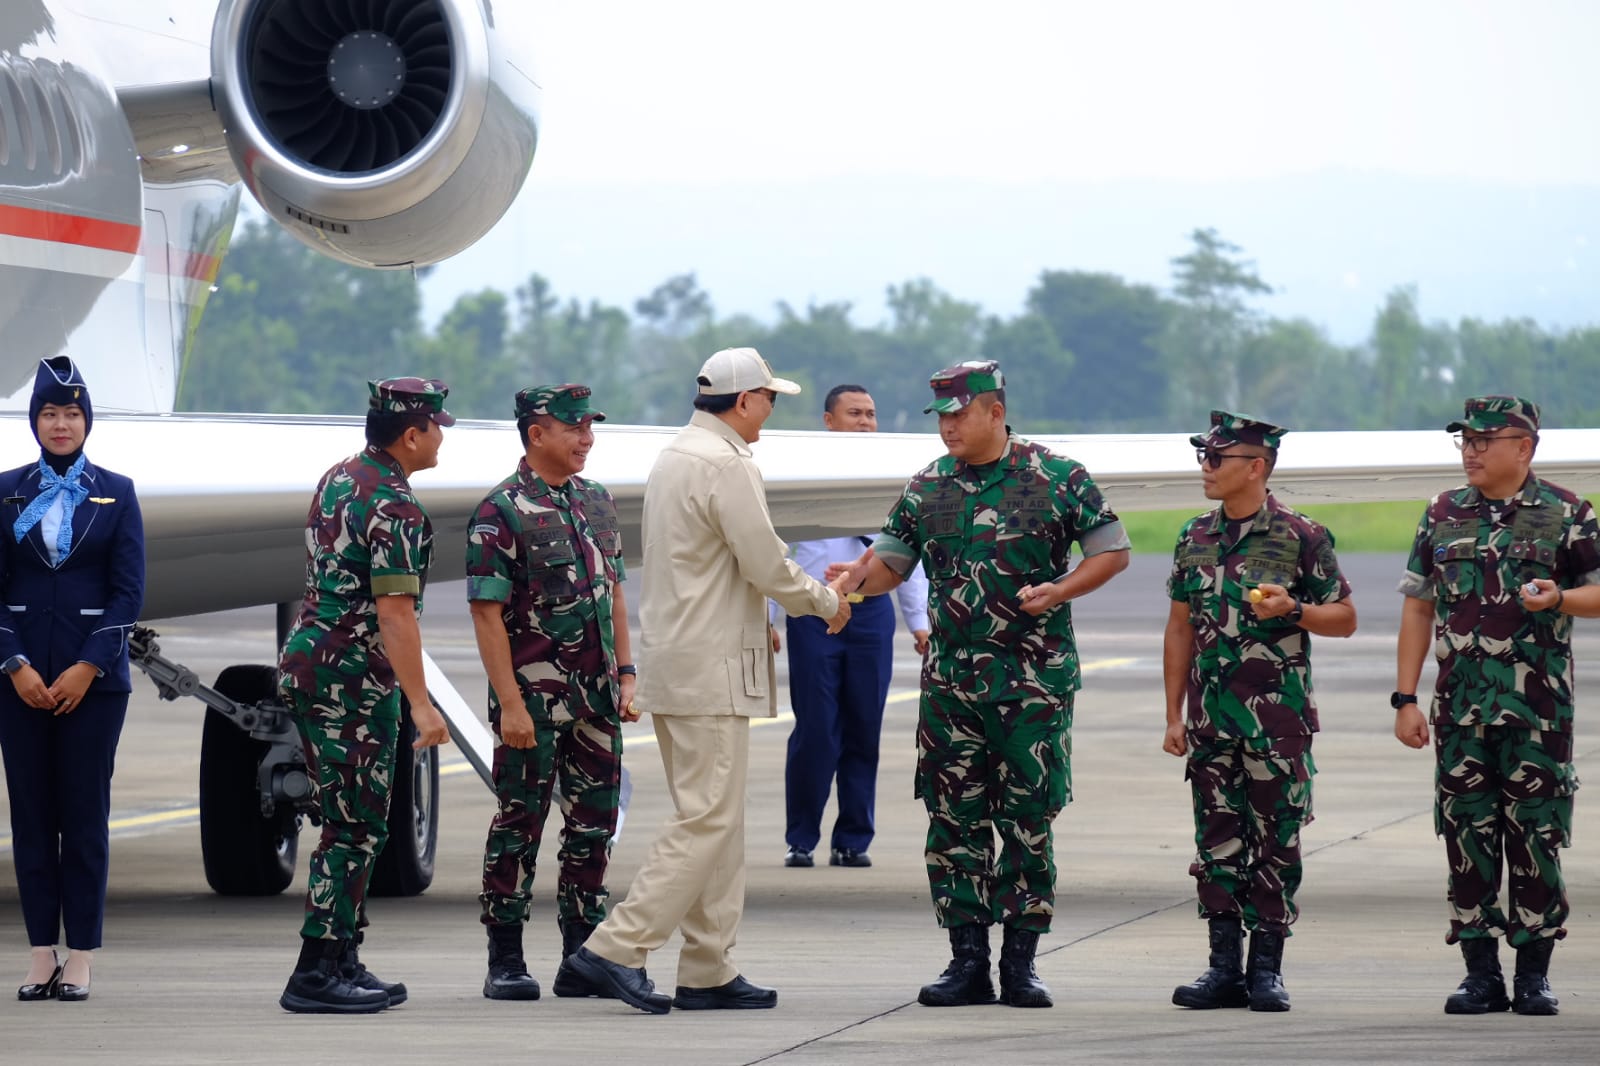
[57,960,90,1002]
[17,957,63,1001]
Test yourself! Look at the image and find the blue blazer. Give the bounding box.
[0,458,145,692]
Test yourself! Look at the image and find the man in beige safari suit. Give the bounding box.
[559,347,864,1014]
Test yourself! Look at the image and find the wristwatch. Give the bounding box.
[1390,691,1418,710]
[1,654,28,675]
[1286,599,1304,625]
[616,664,637,677]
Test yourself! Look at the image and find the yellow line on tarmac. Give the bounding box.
[6,657,1144,841]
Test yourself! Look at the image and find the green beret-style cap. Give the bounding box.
[1445,395,1540,435]
[368,377,455,426]
[1189,409,1287,451]
[924,360,1005,414]
[515,383,607,425]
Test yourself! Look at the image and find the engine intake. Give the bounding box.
[212,0,539,267]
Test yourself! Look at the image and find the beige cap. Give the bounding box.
[696,347,802,396]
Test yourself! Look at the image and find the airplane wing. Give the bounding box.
[8,412,1600,621]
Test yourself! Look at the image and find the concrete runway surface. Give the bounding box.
[1,554,1597,1065]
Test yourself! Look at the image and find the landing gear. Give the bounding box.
[199,666,299,895]
[129,625,446,899]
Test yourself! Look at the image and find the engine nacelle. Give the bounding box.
[211,0,539,268]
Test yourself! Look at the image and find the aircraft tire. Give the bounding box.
[199,665,299,896]
[369,696,440,897]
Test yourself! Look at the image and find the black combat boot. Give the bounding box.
[551,920,610,998]
[1443,938,1509,1014]
[917,925,997,1007]
[997,926,1053,1008]
[1245,928,1290,1012]
[341,933,408,1006]
[1511,938,1559,1016]
[1172,917,1249,1009]
[280,937,390,1014]
[483,923,542,1001]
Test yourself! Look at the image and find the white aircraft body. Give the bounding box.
[5,0,1600,897]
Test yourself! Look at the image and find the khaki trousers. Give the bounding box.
[586,714,750,988]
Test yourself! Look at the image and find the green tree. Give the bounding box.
[1023,270,1171,430]
[182,219,429,413]
[1161,228,1273,425]
[424,288,511,419]
[1367,286,1457,428]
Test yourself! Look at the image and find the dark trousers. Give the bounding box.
[784,595,894,852]
[0,688,128,949]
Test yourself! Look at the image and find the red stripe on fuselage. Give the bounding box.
[0,202,220,282]
[0,202,141,255]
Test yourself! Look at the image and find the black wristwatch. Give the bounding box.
[616,664,637,677]
[1286,599,1304,625]
[1390,691,1418,710]
[1,654,28,676]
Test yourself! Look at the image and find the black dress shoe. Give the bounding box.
[562,947,671,1015]
[17,963,63,1002]
[830,848,872,868]
[784,847,814,868]
[56,979,90,1003]
[673,975,778,1010]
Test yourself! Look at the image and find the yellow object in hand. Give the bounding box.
[1248,588,1264,604]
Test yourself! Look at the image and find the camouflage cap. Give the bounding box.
[368,377,455,426]
[1189,409,1287,451]
[1445,395,1540,435]
[515,383,607,425]
[924,360,1005,414]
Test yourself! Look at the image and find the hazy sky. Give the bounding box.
[511,0,1595,184]
[410,0,1598,335]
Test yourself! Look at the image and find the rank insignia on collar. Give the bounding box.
[89,497,116,504]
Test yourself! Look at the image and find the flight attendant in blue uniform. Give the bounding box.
[0,357,144,1002]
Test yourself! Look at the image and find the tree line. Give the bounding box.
[182,222,1600,434]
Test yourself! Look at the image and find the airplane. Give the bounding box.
[7,0,1600,905]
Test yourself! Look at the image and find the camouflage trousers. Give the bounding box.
[916,685,1071,933]
[480,714,622,928]
[1185,732,1315,936]
[1434,723,1578,947]
[281,684,400,942]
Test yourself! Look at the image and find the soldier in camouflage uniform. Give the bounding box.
[276,378,455,1014]
[1163,411,1356,1013]
[469,384,637,1003]
[833,360,1131,1009]
[1395,396,1600,1018]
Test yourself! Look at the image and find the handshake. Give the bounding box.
[821,547,875,634]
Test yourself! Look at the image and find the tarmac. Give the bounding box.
[2,553,1598,1065]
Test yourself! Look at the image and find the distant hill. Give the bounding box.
[419,170,1600,343]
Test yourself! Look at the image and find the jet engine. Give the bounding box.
[211,0,539,268]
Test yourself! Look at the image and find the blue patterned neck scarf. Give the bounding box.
[14,454,90,559]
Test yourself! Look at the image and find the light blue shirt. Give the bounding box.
[769,536,930,632]
[40,492,66,566]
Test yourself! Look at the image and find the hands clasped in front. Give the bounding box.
[9,661,97,716]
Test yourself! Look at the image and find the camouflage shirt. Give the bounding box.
[1168,494,1351,737]
[279,445,432,705]
[874,433,1129,698]
[465,459,626,724]
[1398,475,1600,733]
